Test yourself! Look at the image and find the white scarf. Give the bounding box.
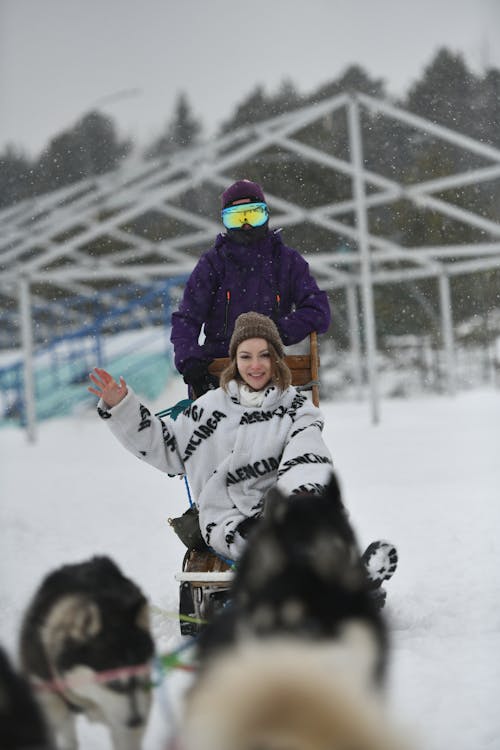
[238,382,266,407]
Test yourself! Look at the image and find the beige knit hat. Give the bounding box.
[229,312,284,359]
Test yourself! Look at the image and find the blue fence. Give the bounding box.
[0,277,187,427]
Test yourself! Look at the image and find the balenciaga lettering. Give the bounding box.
[290,419,324,438]
[226,456,280,486]
[205,521,216,546]
[182,410,227,461]
[240,410,274,425]
[287,393,308,422]
[161,422,177,453]
[277,452,332,477]
[138,404,152,432]
[183,403,204,422]
[239,404,291,425]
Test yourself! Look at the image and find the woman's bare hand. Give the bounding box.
[88,367,128,407]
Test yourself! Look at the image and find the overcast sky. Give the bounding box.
[1,0,499,158]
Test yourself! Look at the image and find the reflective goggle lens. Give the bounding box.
[221,202,268,229]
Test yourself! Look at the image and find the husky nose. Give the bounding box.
[126,713,143,729]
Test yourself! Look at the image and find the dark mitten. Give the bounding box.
[183,360,218,398]
[236,515,260,540]
[168,507,207,551]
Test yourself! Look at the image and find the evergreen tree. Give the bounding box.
[270,78,303,116]
[78,111,132,174]
[147,92,202,157]
[473,68,500,148]
[0,146,34,208]
[400,48,490,220]
[34,110,131,192]
[218,79,302,135]
[218,85,270,134]
[310,64,385,102]
[405,48,477,136]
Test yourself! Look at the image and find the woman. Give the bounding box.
[89,312,333,559]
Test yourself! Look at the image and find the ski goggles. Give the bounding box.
[221,201,269,229]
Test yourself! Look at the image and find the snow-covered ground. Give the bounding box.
[1,378,499,749]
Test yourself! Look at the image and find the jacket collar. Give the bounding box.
[215,229,283,257]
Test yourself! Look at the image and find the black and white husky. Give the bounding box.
[19,555,154,750]
[0,645,53,749]
[183,474,406,750]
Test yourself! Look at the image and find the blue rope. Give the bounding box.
[207,546,235,568]
[183,475,194,508]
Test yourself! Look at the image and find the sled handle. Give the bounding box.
[310,331,320,407]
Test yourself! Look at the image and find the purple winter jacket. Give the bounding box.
[171,230,331,373]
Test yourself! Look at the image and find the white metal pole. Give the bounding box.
[438,272,456,395]
[347,95,380,424]
[346,283,363,398]
[19,277,37,442]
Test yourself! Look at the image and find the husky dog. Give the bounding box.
[183,474,406,750]
[19,556,154,750]
[0,645,53,749]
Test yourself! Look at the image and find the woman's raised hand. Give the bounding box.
[88,367,128,407]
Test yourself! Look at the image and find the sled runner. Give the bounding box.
[172,332,321,635]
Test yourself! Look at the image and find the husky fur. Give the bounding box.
[19,556,154,750]
[183,474,406,750]
[0,645,53,749]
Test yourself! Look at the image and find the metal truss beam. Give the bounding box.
[2,91,500,434]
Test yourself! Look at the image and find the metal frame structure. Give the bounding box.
[2,92,500,437]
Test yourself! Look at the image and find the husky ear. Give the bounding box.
[325,471,345,508]
[263,485,289,524]
[41,595,101,658]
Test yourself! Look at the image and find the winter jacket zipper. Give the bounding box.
[224,290,231,335]
[274,292,281,318]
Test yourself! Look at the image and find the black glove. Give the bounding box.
[168,507,208,551]
[236,515,260,540]
[183,360,218,398]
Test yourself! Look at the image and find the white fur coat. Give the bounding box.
[98,381,333,558]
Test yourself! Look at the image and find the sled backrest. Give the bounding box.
[208,331,320,406]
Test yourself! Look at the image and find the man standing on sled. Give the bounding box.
[171,179,331,398]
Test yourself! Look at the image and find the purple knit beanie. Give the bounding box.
[221,179,266,208]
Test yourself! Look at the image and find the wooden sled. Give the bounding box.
[176,332,321,634]
[175,549,234,586]
[176,549,234,635]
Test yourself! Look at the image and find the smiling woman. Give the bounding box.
[219,312,292,394]
[235,339,272,390]
[89,312,333,560]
